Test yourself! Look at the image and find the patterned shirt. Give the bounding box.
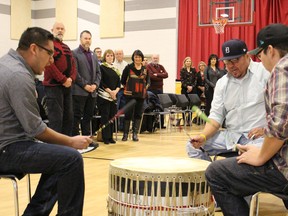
[268,53,288,179]
[43,38,77,86]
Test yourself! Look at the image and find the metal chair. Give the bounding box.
[186,94,202,124]
[139,94,172,133]
[0,173,31,216]
[174,94,191,126]
[249,191,288,216]
[164,93,186,128]
[158,93,187,130]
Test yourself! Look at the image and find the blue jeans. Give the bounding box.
[205,157,288,216]
[0,141,84,216]
[186,131,264,161]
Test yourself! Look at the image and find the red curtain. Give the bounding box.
[177,0,288,79]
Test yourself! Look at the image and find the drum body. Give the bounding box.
[108,157,214,216]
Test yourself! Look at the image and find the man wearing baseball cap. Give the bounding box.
[205,24,288,215]
[187,38,270,161]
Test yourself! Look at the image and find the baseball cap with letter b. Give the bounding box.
[219,39,248,60]
[248,23,288,55]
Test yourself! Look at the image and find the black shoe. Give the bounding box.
[89,142,99,149]
[132,133,139,141]
[103,140,110,144]
[109,139,116,144]
[122,133,128,141]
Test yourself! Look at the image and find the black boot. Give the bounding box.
[132,119,141,142]
[122,120,130,141]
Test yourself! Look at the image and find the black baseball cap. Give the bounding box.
[248,23,288,55]
[219,39,248,60]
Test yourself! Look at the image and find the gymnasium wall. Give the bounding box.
[0,0,178,93]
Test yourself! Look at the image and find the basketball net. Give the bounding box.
[212,18,228,34]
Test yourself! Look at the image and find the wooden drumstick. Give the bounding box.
[97,99,136,132]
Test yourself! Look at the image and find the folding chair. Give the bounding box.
[0,173,31,216]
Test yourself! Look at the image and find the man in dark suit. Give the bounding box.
[72,30,101,136]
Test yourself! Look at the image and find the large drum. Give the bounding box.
[107,157,214,216]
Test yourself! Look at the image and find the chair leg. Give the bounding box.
[10,178,19,216]
[138,113,144,134]
[114,118,118,141]
[26,174,31,202]
[249,192,261,216]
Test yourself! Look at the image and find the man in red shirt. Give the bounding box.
[43,22,76,135]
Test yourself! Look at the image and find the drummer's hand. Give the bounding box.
[70,136,92,150]
[236,144,262,166]
[190,134,205,149]
[248,127,264,140]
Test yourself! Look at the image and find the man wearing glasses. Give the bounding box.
[0,27,91,215]
[43,22,76,136]
[187,39,270,161]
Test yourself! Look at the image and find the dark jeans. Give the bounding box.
[116,89,126,131]
[124,97,144,121]
[44,86,73,136]
[0,141,84,216]
[72,94,96,136]
[205,157,288,216]
[204,87,213,116]
[97,97,117,141]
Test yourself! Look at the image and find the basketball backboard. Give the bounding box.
[198,0,254,26]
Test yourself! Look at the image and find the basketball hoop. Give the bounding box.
[212,18,228,34]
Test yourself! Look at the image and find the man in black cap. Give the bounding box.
[187,39,270,161]
[205,24,288,215]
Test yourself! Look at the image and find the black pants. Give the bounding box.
[72,94,96,136]
[97,97,117,141]
[44,86,73,135]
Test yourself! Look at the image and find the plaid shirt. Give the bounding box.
[266,53,288,179]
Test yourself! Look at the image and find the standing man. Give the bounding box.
[114,49,128,131]
[114,49,128,73]
[94,47,102,65]
[0,27,91,216]
[146,54,168,95]
[187,39,270,161]
[205,23,288,216]
[43,22,76,135]
[146,54,168,128]
[72,30,101,136]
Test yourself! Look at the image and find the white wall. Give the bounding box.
[0,0,178,93]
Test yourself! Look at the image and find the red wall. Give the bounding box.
[177,0,288,79]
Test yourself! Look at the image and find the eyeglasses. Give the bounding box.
[223,57,241,66]
[35,43,54,57]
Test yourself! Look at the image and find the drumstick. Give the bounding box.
[83,99,137,152]
[96,99,136,132]
[191,106,218,129]
[169,115,212,162]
